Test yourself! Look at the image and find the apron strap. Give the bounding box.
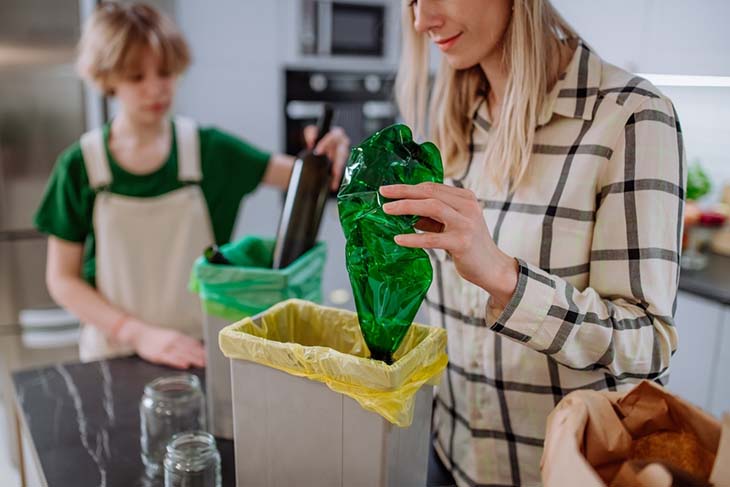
[174,116,202,183]
[79,129,112,190]
[81,118,201,188]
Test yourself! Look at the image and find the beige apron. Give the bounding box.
[78,117,214,362]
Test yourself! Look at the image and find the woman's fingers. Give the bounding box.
[382,198,466,227]
[381,182,474,200]
[380,182,478,212]
[393,232,451,250]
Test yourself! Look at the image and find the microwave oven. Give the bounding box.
[300,0,390,58]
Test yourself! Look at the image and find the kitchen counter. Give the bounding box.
[679,251,730,306]
[11,356,234,487]
[12,355,455,486]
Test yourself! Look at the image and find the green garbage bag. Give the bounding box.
[337,124,444,364]
[189,235,326,321]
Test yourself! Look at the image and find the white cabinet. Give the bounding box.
[670,291,730,418]
[710,310,730,417]
[552,0,730,76]
[670,291,724,410]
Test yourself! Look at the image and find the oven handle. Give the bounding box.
[286,101,326,120]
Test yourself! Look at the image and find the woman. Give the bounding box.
[383,0,685,485]
[34,3,349,369]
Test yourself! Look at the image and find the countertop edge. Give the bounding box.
[10,377,49,487]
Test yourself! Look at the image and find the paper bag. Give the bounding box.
[542,380,730,487]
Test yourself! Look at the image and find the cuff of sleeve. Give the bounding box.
[486,259,556,345]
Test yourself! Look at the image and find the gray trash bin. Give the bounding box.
[219,299,448,486]
[190,237,326,439]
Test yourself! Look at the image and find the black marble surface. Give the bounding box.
[12,356,234,487]
[679,251,730,306]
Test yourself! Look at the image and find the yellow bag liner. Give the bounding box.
[219,299,448,427]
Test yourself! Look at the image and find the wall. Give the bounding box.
[552,0,730,76]
[552,0,730,200]
[173,0,283,239]
[662,86,730,202]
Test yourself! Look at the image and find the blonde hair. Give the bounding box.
[76,2,190,95]
[396,0,577,190]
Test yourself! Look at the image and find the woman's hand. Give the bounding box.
[304,125,351,191]
[380,182,519,309]
[117,319,206,369]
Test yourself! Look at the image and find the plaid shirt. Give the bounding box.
[428,42,686,487]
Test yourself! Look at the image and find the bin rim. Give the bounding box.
[218,299,448,426]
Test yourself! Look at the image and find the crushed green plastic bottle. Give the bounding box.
[337,124,444,364]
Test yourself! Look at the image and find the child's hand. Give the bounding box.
[304,125,351,191]
[117,319,206,369]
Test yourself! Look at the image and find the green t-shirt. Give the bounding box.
[34,120,271,286]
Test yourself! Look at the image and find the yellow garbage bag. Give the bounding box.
[219,299,448,427]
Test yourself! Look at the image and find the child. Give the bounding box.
[34,3,349,368]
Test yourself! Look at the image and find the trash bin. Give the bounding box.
[219,299,448,487]
[190,236,326,439]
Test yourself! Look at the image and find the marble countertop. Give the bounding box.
[12,356,234,487]
[679,251,730,306]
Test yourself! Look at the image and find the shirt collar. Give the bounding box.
[471,40,603,131]
[542,41,602,124]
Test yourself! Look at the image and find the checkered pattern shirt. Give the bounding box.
[428,42,686,487]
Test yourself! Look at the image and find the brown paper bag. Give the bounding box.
[541,380,730,487]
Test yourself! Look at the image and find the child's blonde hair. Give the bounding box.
[76,2,190,95]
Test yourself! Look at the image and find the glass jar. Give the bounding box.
[164,431,221,487]
[140,374,207,478]
[682,222,709,270]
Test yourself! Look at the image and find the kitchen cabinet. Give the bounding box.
[710,309,730,417]
[671,289,730,418]
[552,0,730,76]
[670,291,724,412]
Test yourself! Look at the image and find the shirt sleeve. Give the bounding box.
[199,127,272,244]
[33,144,95,243]
[485,96,686,381]
[202,127,271,195]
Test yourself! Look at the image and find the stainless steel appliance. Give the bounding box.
[300,0,387,57]
[284,69,396,155]
[0,0,102,472]
[278,0,400,72]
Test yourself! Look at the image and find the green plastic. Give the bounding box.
[337,124,444,363]
[189,236,326,321]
